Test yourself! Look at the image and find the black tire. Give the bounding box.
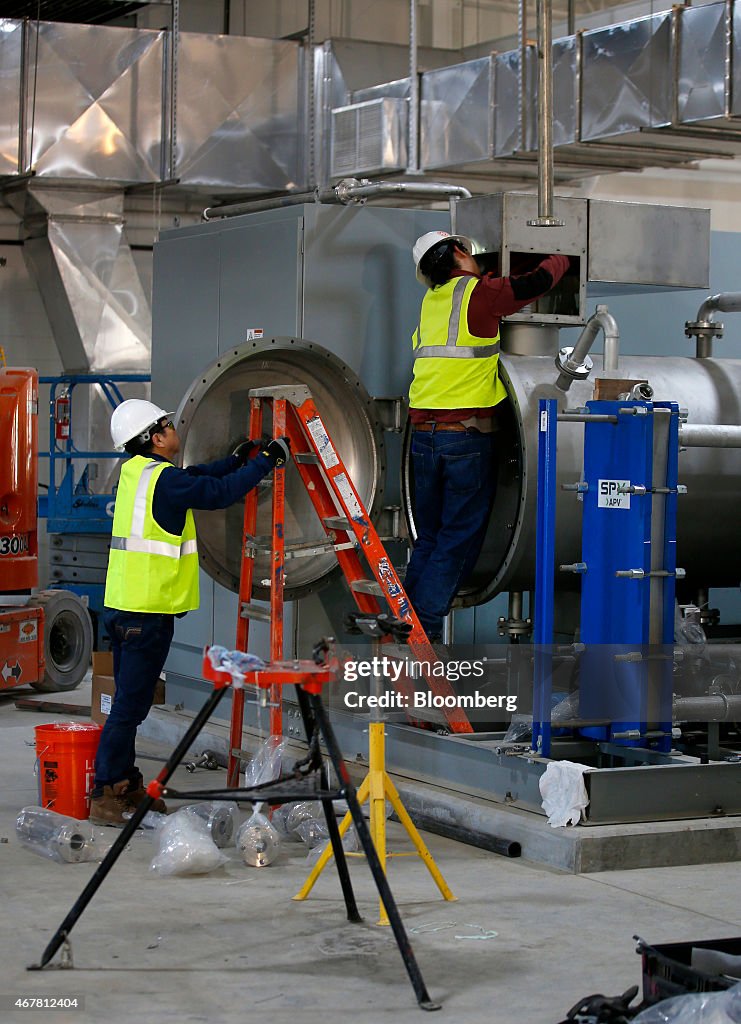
[27,590,93,693]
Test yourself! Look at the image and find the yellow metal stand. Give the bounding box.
[293,721,456,925]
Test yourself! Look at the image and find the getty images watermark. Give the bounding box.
[341,655,518,713]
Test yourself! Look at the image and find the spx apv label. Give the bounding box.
[598,479,631,509]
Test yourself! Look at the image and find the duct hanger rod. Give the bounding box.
[527,0,564,228]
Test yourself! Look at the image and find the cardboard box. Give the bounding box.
[91,651,165,726]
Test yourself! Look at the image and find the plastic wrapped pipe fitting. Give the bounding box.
[236,812,281,867]
[182,802,239,849]
[149,807,228,877]
[16,806,99,864]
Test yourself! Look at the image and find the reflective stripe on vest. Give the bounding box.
[110,536,198,559]
[409,275,506,410]
[413,277,501,360]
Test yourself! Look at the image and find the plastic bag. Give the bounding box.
[501,693,579,745]
[552,691,580,725]
[15,806,111,864]
[284,801,323,834]
[302,819,358,860]
[182,802,239,849]
[236,810,281,867]
[633,982,741,1023]
[206,646,266,682]
[244,735,288,789]
[149,807,228,877]
[270,804,303,842]
[502,714,532,744]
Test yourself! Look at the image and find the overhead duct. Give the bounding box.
[7,186,150,373]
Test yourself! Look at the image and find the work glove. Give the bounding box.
[261,437,291,468]
[231,438,260,465]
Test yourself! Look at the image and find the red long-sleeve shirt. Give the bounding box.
[409,254,570,424]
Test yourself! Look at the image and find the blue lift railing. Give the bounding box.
[38,374,150,534]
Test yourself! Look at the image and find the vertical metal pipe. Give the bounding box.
[671,6,681,127]
[567,0,575,36]
[537,0,554,220]
[160,25,169,182]
[169,0,180,181]
[18,19,28,174]
[575,29,583,143]
[408,0,420,173]
[307,0,316,185]
[528,0,563,226]
[724,0,732,119]
[519,0,528,151]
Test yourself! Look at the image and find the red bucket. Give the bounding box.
[35,722,102,820]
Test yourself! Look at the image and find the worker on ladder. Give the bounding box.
[405,231,570,641]
[90,398,290,825]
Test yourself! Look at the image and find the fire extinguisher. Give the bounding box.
[54,388,70,442]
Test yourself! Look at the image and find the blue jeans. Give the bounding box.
[93,608,174,792]
[404,428,497,638]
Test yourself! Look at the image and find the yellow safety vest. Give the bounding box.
[409,275,507,409]
[104,456,199,614]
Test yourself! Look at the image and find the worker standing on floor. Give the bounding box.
[90,399,290,825]
[405,230,570,642]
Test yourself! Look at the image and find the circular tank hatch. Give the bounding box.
[176,338,386,600]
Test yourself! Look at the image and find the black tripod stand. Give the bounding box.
[29,641,440,1012]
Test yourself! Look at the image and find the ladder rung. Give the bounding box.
[293,452,320,464]
[324,516,351,530]
[247,535,336,556]
[240,602,271,623]
[350,580,384,596]
[285,541,336,560]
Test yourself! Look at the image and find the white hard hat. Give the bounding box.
[110,399,174,451]
[413,230,474,286]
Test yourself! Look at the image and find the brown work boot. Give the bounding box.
[126,772,167,814]
[89,780,135,826]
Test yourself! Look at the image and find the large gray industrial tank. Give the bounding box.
[176,338,386,599]
[403,354,741,607]
[179,338,741,608]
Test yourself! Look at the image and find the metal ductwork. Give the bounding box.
[2,7,741,198]
[6,187,150,373]
[0,19,301,192]
[329,1,741,184]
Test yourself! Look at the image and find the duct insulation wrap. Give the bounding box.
[176,339,386,600]
[403,354,741,608]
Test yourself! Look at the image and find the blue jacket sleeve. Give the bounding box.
[183,455,242,479]
[151,453,274,535]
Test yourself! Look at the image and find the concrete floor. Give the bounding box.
[2,677,741,1024]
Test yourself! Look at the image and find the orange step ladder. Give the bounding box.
[227,383,473,788]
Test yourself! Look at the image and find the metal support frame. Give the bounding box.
[533,399,558,756]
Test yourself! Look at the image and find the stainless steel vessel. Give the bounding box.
[176,338,386,600]
[404,354,741,605]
